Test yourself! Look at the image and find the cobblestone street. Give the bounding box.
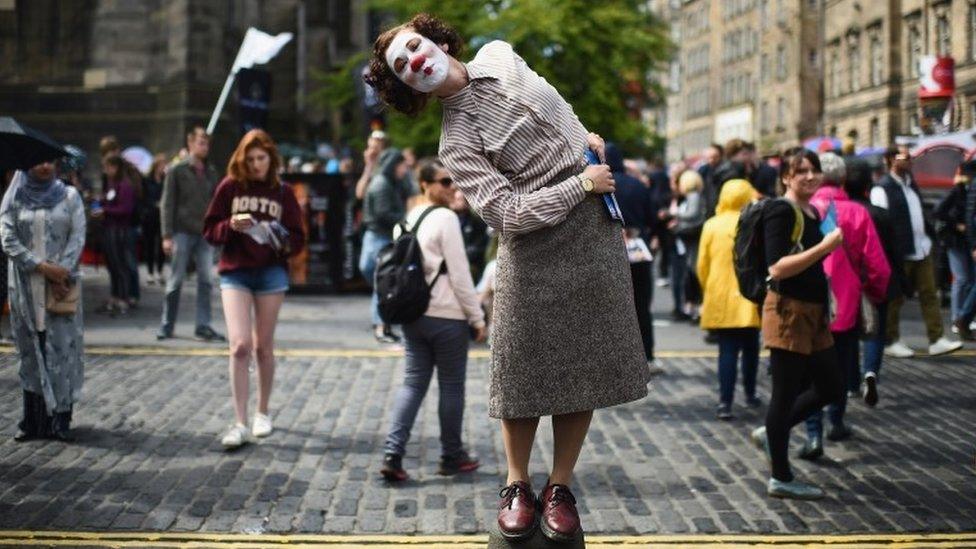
[1,345,973,537]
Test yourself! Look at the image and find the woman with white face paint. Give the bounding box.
[366,14,650,543]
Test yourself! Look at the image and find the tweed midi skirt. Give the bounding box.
[489,187,651,419]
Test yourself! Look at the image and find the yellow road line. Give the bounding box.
[1,345,973,360]
[1,531,975,547]
[0,346,720,359]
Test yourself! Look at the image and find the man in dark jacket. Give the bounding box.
[744,142,778,197]
[607,143,662,375]
[157,126,224,342]
[870,145,961,358]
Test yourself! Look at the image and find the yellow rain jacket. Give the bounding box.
[697,179,761,329]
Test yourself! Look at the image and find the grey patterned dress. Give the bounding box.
[1,178,86,414]
[439,41,650,418]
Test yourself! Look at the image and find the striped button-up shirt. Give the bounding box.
[439,41,590,235]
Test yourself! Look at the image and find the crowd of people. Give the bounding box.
[3,11,972,544]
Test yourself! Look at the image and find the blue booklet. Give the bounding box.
[584,150,624,223]
[819,199,838,235]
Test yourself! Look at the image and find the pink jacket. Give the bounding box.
[811,186,891,332]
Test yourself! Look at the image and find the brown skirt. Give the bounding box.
[488,190,651,419]
[761,291,834,355]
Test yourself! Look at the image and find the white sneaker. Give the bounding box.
[221,423,250,448]
[252,413,273,438]
[928,337,963,356]
[884,340,915,358]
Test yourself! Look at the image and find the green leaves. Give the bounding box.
[311,0,672,157]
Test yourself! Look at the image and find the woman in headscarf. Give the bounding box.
[1,160,87,442]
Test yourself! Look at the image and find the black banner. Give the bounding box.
[237,68,271,135]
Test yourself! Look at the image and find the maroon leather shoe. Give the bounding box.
[539,483,581,542]
[497,481,537,540]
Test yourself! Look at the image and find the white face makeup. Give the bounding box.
[385,31,449,93]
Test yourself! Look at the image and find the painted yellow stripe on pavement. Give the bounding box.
[1,531,976,547]
[0,345,720,359]
[1,345,974,360]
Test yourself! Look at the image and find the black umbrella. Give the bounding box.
[0,116,68,172]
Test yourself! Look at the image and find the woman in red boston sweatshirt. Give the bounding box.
[203,129,305,449]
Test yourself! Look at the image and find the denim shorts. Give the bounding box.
[219,265,289,295]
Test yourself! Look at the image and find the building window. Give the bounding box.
[908,23,922,77]
[777,97,786,130]
[970,4,976,61]
[776,44,787,81]
[760,0,768,28]
[761,53,769,83]
[848,34,861,92]
[869,118,880,147]
[760,100,769,134]
[829,50,840,97]
[936,12,950,57]
[870,35,884,86]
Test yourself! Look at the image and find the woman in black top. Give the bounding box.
[751,147,844,500]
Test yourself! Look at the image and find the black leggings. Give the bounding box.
[103,226,130,301]
[766,346,844,482]
[142,211,164,275]
[630,261,655,360]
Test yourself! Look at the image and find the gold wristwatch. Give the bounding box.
[579,176,595,193]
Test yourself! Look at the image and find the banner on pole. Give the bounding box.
[237,68,272,135]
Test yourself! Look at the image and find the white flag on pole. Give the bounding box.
[207,27,293,134]
[234,27,294,72]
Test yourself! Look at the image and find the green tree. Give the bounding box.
[313,0,672,156]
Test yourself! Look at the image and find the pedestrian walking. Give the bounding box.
[360,147,412,344]
[670,170,706,321]
[96,153,136,316]
[367,14,650,542]
[157,126,225,342]
[698,143,723,218]
[948,161,976,340]
[697,179,761,420]
[843,159,902,407]
[872,145,961,357]
[98,136,143,307]
[380,159,487,481]
[800,153,890,460]
[142,154,167,286]
[750,147,845,500]
[609,143,662,374]
[934,169,973,338]
[1,162,86,442]
[202,129,305,449]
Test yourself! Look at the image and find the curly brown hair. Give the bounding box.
[364,13,463,116]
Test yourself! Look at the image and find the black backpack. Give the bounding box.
[733,198,803,304]
[375,206,447,324]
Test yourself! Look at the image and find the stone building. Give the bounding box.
[665,0,824,162]
[0,0,371,170]
[823,0,976,151]
[898,0,976,136]
[822,0,901,150]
